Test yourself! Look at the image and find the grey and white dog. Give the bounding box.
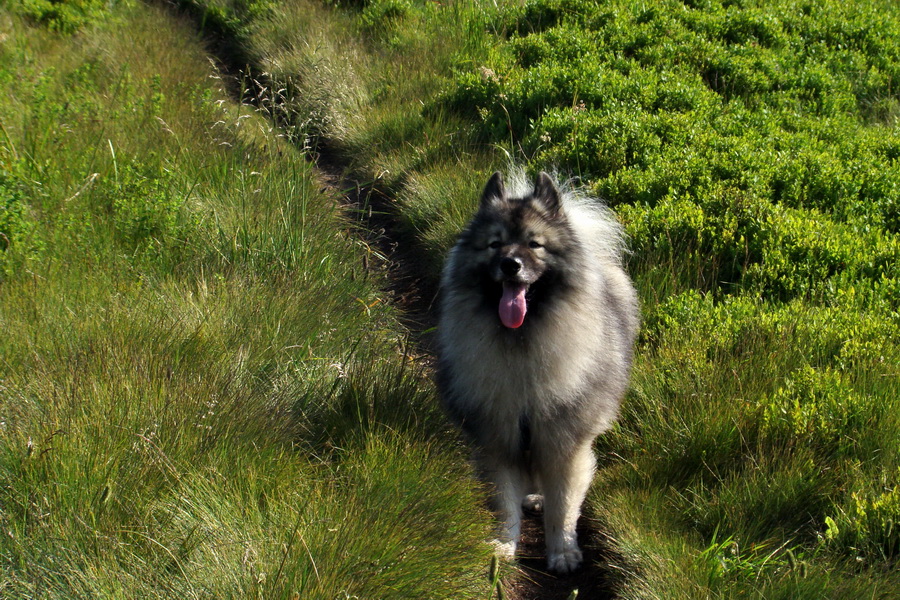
[436,168,639,573]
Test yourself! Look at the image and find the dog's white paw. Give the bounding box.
[547,547,583,573]
[522,493,543,514]
[491,539,517,560]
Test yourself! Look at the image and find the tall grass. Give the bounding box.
[0,2,492,597]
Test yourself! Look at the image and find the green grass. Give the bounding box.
[0,2,492,598]
[5,0,900,597]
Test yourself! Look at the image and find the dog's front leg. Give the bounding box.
[488,462,525,559]
[540,440,596,573]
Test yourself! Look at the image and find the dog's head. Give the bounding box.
[460,171,577,329]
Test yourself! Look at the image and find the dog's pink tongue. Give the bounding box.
[499,282,528,329]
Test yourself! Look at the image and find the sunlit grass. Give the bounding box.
[0,3,492,597]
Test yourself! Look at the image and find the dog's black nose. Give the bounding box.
[500,257,522,276]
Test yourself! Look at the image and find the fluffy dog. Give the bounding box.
[436,168,639,573]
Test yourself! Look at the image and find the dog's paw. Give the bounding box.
[547,547,583,574]
[490,539,517,560]
[522,493,543,514]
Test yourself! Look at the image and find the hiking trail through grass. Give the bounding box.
[163,1,622,597]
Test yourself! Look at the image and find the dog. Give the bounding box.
[436,168,639,573]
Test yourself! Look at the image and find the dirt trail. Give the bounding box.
[166,2,620,597]
[510,514,619,600]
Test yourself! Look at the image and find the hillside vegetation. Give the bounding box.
[0,2,491,597]
[3,0,900,597]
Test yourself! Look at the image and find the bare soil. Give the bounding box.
[503,511,618,600]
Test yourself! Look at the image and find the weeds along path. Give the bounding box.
[162,2,619,598]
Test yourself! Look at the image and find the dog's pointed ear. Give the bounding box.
[480,171,505,208]
[533,171,561,215]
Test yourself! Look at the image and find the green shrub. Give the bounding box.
[435,0,900,310]
[0,166,41,275]
[827,476,900,561]
[17,0,109,32]
[761,365,876,457]
[103,161,193,256]
[359,0,411,31]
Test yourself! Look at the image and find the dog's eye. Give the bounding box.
[529,240,543,249]
[489,241,503,249]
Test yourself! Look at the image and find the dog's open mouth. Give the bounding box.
[499,281,528,328]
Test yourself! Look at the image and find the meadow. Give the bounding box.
[3,0,900,597]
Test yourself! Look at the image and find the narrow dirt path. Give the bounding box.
[509,514,619,600]
[165,2,621,597]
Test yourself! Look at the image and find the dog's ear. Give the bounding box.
[480,171,505,207]
[533,171,561,215]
